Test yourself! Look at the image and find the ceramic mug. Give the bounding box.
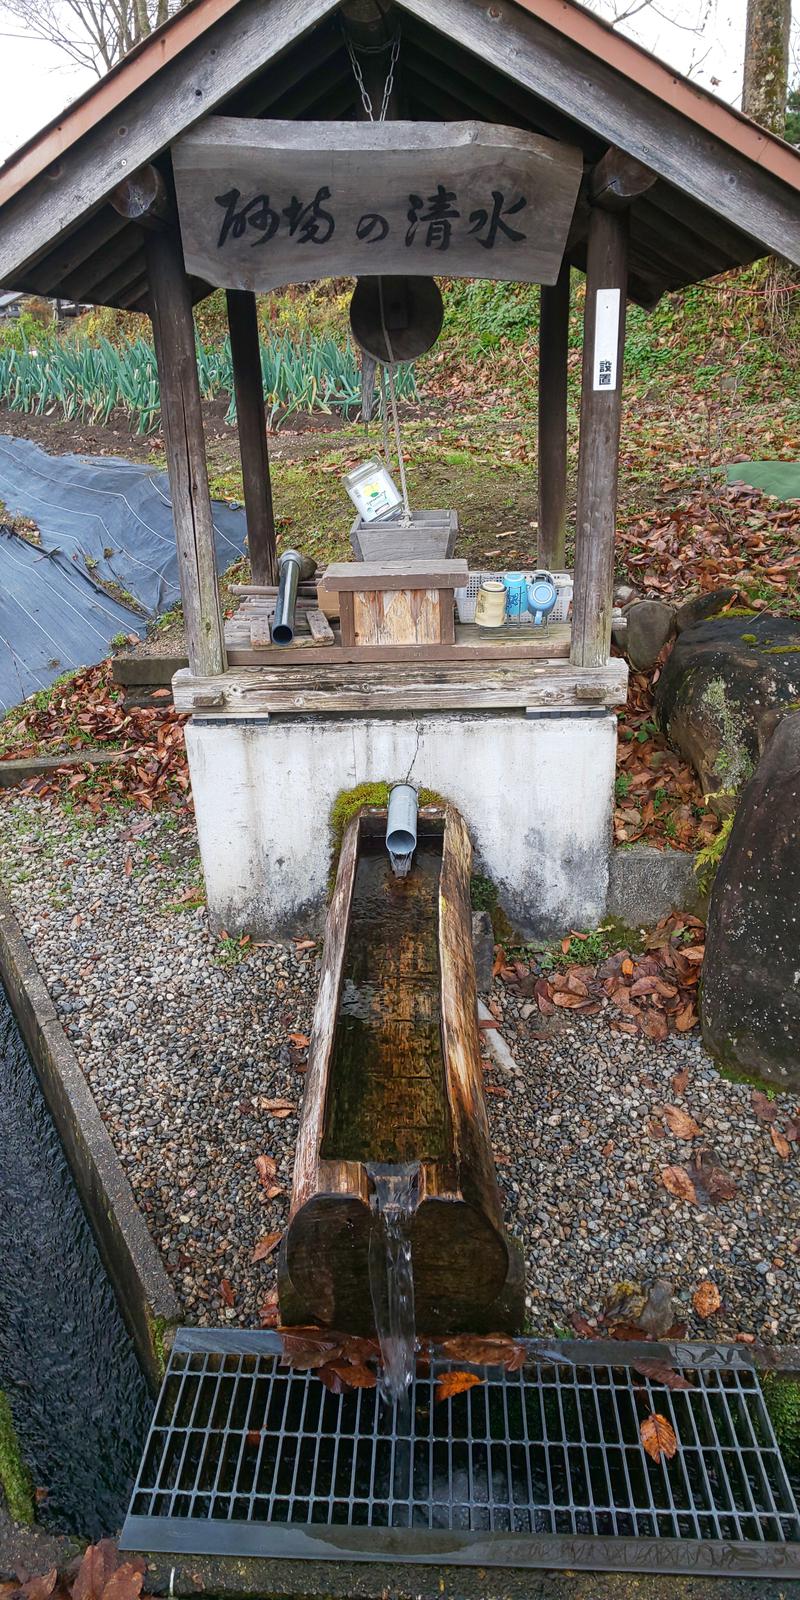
[527,570,558,626]
[503,572,528,621]
[474,580,506,628]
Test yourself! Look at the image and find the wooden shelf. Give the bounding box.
[224,612,572,666]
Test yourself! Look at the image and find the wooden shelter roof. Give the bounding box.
[0,0,798,312]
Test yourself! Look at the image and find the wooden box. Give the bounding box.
[319,559,468,650]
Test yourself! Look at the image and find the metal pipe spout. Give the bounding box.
[272,547,302,646]
[386,783,418,877]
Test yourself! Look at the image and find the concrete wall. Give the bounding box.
[185,709,617,939]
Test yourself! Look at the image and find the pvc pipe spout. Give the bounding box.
[272,548,302,646]
[386,784,418,877]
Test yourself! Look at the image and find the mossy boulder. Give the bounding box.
[701,712,800,1093]
[655,612,800,811]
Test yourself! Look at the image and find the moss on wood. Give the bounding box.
[328,782,446,892]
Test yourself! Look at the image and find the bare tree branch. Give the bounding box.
[0,0,188,75]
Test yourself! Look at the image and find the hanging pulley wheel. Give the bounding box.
[349,275,444,364]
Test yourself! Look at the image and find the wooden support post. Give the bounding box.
[145,229,226,678]
[537,260,570,569]
[570,207,628,669]
[226,289,277,586]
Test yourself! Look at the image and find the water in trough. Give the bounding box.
[0,986,149,1538]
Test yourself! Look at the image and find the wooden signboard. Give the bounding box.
[172,119,583,291]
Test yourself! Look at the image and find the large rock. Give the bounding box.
[624,599,676,671]
[701,712,800,1092]
[674,586,737,633]
[655,612,800,808]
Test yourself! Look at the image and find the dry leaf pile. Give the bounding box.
[2,662,189,813]
[617,481,800,613]
[0,1540,149,1600]
[614,672,719,852]
[275,1326,527,1399]
[499,911,705,1041]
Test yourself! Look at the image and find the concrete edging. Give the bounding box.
[0,887,181,1391]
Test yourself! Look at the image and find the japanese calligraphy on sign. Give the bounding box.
[173,119,583,292]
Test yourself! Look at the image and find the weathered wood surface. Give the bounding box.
[173,655,628,714]
[351,508,458,561]
[538,259,570,569]
[146,228,226,678]
[282,810,521,1334]
[172,118,584,291]
[320,558,468,592]
[307,608,335,643]
[226,288,277,585]
[351,588,444,647]
[570,206,628,670]
[589,146,658,210]
[399,0,800,266]
[222,616,572,663]
[436,808,509,1250]
[0,0,344,287]
[110,163,174,227]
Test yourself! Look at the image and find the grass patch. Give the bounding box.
[0,1390,34,1525]
[761,1373,800,1471]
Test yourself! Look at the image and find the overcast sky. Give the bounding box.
[0,0,798,165]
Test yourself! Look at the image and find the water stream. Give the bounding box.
[366,1163,419,1409]
[0,986,149,1537]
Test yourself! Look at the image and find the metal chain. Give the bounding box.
[343,29,400,123]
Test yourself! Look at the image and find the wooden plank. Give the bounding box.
[249,617,272,650]
[438,807,508,1249]
[0,748,138,788]
[352,588,443,647]
[288,813,363,1224]
[320,558,468,592]
[570,206,628,670]
[338,590,356,647]
[0,0,344,289]
[172,118,584,291]
[226,288,277,586]
[224,619,572,665]
[307,607,335,643]
[172,656,628,715]
[146,228,226,678]
[538,259,570,570]
[401,0,800,266]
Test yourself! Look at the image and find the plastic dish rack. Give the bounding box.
[455,570,573,625]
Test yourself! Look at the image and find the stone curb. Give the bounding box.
[0,886,181,1392]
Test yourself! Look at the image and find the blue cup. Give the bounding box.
[503,572,527,621]
[527,571,558,626]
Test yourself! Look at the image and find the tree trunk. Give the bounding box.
[742,0,791,135]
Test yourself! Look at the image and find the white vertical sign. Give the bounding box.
[592,288,621,392]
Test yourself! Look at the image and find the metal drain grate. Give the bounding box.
[120,1330,800,1575]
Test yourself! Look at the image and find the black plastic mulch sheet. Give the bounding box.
[0,530,145,713]
[0,435,248,713]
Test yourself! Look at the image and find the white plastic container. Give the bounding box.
[455,569,573,624]
[342,458,403,524]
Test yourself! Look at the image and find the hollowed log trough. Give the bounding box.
[278,806,524,1335]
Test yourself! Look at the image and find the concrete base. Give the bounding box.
[607,844,705,929]
[185,709,617,940]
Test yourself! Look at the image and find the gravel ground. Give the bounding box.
[1,794,798,1342]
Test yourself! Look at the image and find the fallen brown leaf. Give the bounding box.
[770,1124,791,1160]
[671,1068,689,1097]
[662,1105,702,1140]
[752,1090,778,1122]
[439,1333,526,1370]
[693,1280,722,1318]
[632,1360,694,1391]
[435,1370,483,1404]
[252,1231,282,1263]
[220,1278,235,1307]
[660,1165,698,1204]
[640,1412,678,1462]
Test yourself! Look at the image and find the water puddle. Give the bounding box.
[0,987,149,1537]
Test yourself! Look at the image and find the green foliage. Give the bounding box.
[0,312,56,355]
[0,330,416,435]
[442,279,539,350]
[0,1390,34,1526]
[785,84,800,147]
[694,811,735,894]
[214,931,252,968]
[535,919,645,970]
[762,1373,800,1469]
